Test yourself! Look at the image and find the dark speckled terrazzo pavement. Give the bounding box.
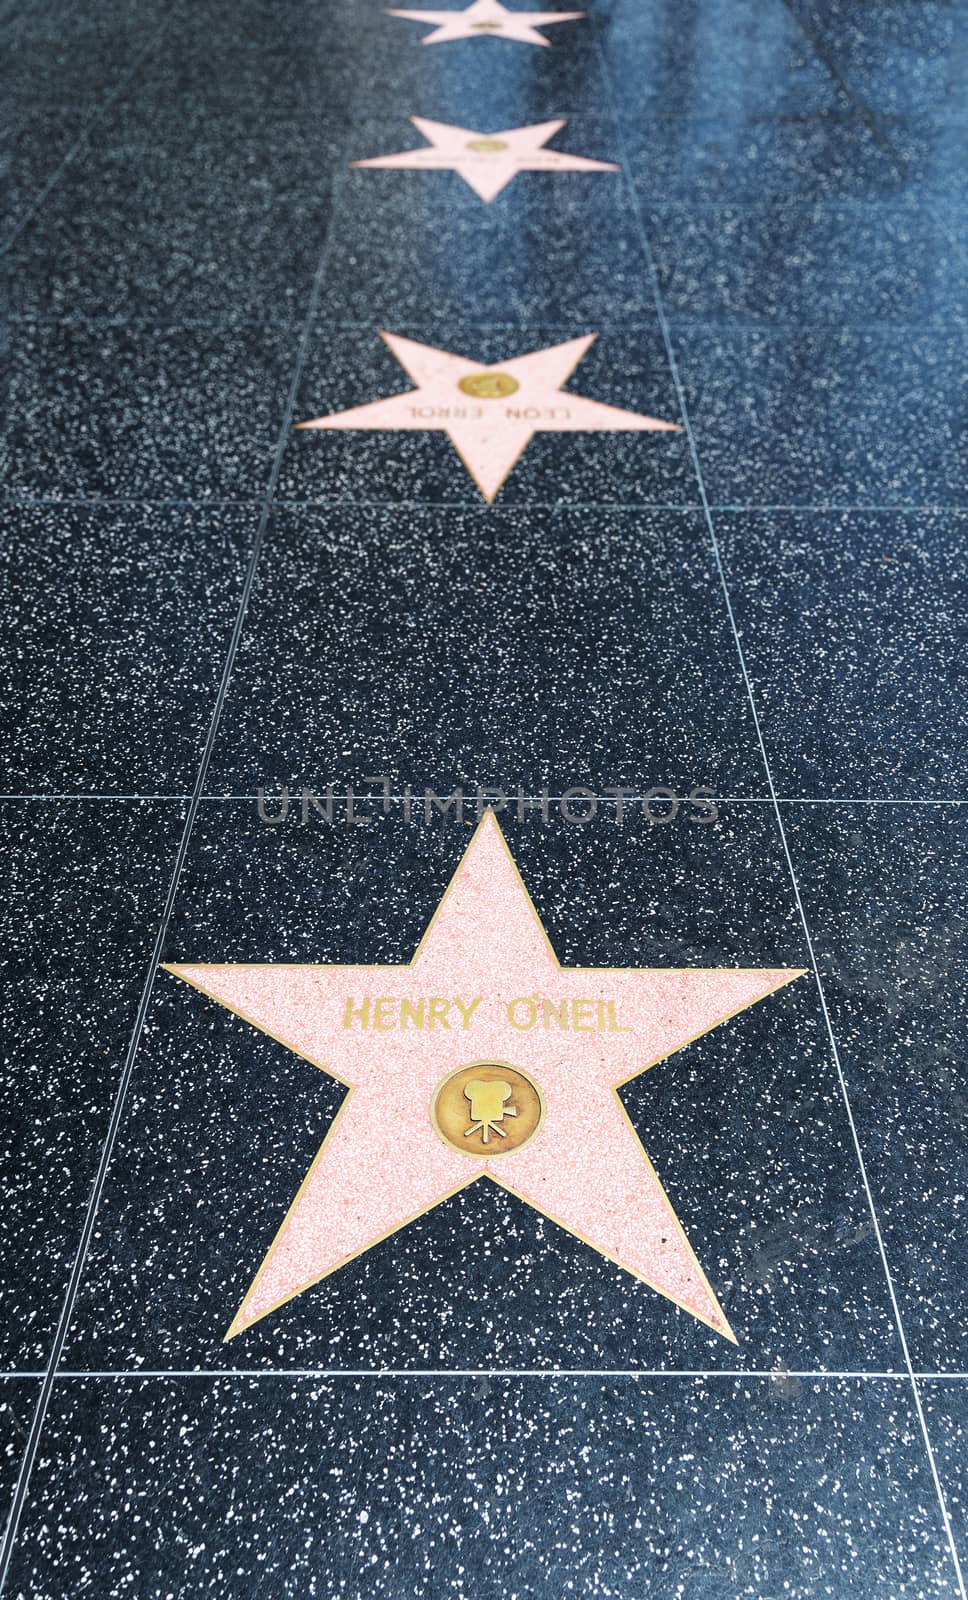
[1,0,966,1595]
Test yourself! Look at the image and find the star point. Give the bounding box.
[166,814,805,1343]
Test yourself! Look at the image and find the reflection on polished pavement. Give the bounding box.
[1,0,966,1594]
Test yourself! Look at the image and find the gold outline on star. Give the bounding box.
[164,813,806,1342]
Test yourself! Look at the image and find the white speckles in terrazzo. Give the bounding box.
[5,1377,960,1598]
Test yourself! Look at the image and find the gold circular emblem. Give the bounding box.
[457,371,520,400]
[465,138,509,153]
[430,1062,545,1157]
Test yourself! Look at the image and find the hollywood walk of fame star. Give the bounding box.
[295,332,682,501]
[388,0,584,47]
[353,118,619,202]
[164,815,805,1341]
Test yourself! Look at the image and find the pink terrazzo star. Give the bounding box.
[295,331,682,501]
[388,0,584,46]
[353,117,618,202]
[165,815,804,1341]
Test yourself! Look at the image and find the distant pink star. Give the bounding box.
[354,117,618,202]
[165,815,804,1341]
[296,331,682,501]
[388,0,584,46]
